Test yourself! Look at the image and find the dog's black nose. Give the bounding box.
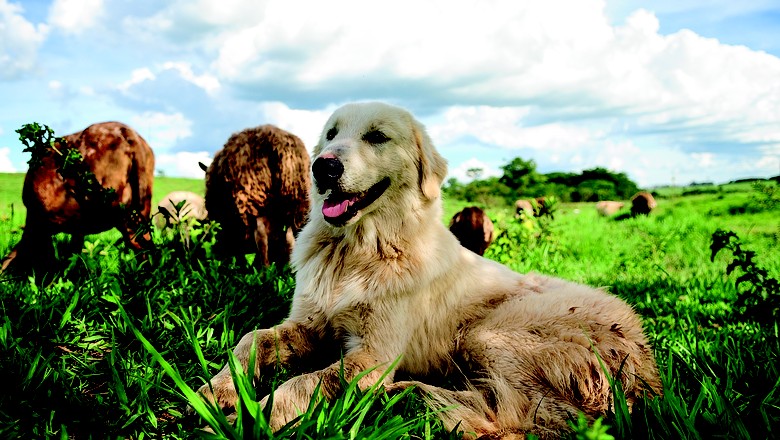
[312,157,344,188]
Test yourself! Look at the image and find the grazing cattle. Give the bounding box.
[596,201,625,217]
[631,191,657,216]
[515,197,555,219]
[515,199,534,218]
[205,125,310,267]
[449,206,494,256]
[533,196,555,219]
[198,102,661,438]
[153,191,207,230]
[1,121,154,273]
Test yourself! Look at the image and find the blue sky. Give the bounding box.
[1,0,779,188]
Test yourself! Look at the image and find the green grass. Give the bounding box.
[1,173,779,439]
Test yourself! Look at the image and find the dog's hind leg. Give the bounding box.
[386,380,500,439]
[386,380,564,440]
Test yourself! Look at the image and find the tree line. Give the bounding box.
[443,157,640,206]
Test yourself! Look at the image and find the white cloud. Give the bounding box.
[130,0,780,162]
[161,61,220,95]
[0,147,16,172]
[129,112,193,151]
[691,152,716,168]
[755,155,780,175]
[428,106,598,153]
[258,102,334,150]
[0,0,49,79]
[449,158,502,182]
[118,63,220,96]
[156,151,211,178]
[118,67,156,92]
[48,0,104,34]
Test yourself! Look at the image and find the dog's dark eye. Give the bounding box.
[326,127,338,141]
[363,130,390,144]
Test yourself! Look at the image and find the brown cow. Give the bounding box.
[596,200,625,217]
[515,199,534,218]
[515,197,555,219]
[205,125,310,268]
[1,121,155,272]
[533,196,554,219]
[631,191,657,216]
[449,206,494,255]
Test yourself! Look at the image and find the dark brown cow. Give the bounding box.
[1,121,155,272]
[205,125,310,267]
[449,206,494,256]
[515,199,534,218]
[630,191,657,216]
[515,197,555,219]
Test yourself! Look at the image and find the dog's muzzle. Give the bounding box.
[312,156,344,191]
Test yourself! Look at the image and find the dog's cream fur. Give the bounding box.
[198,102,661,438]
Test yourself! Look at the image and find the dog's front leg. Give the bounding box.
[261,349,393,430]
[197,319,326,410]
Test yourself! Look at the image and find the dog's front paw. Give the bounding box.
[195,374,238,411]
[259,388,315,431]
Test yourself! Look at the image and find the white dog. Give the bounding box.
[198,102,661,438]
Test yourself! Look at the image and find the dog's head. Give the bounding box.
[311,102,448,227]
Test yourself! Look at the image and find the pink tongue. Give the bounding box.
[322,199,350,218]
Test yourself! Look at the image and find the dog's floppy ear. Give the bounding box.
[413,119,448,200]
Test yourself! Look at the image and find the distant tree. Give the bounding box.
[499,157,546,196]
[572,179,616,202]
[446,157,641,205]
[442,177,465,199]
[466,167,484,180]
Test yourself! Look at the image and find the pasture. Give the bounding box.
[0,172,778,439]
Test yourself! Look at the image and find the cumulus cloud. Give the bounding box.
[131,0,780,160]
[129,111,192,151]
[118,68,156,92]
[118,63,220,100]
[0,0,49,79]
[449,158,503,182]
[161,62,220,95]
[156,151,211,178]
[258,102,334,150]
[48,0,104,34]
[428,106,598,153]
[0,147,16,172]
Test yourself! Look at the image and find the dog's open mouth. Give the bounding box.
[322,177,391,225]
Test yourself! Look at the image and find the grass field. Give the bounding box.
[0,173,778,439]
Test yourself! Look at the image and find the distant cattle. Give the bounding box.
[449,206,494,256]
[631,191,657,216]
[596,201,625,217]
[153,191,207,230]
[1,121,154,272]
[154,191,208,250]
[515,197,555,220]
[205,125,310,267]
[533,196,555,219]
[515,199,534,218]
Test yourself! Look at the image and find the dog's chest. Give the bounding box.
[329,300,375,341]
